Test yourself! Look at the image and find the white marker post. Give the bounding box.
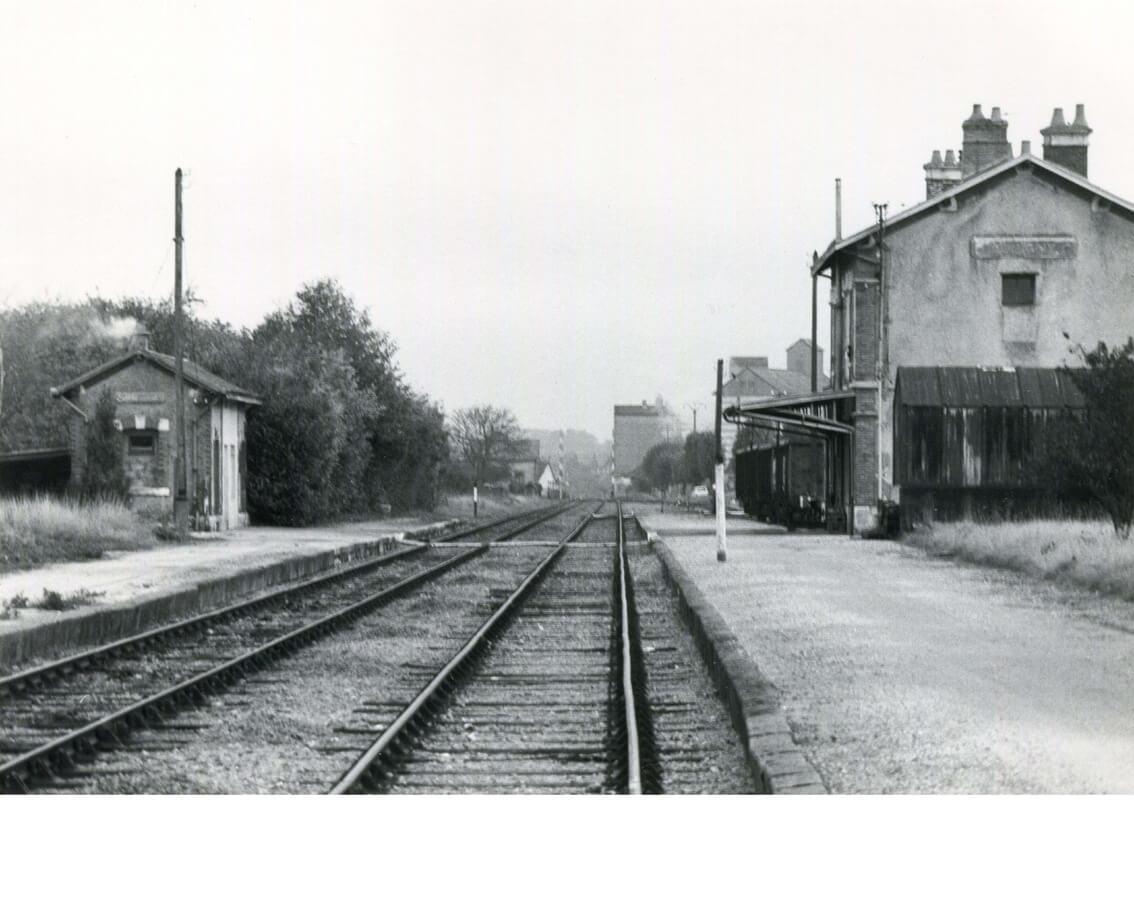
[715,462,727,562]
[714,358,727,563]
[473,485,478,519]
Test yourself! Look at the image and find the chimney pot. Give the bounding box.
[971,104,983,118]
[930,149,942,166]
[1051,107,1067,127]
[1073,103,1090,129]
[991,106,1004,123]
[944,149,957,166]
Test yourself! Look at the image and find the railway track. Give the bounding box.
[1,500,749,793]
[332,503,747,794]
[0,501,585,792]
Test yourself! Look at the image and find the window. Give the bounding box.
[1001,273,1036,306]
[127,433,156,456]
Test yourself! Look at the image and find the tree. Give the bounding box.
[81,389,129,501]
[682,431,715,486]
[1042,338,1134,538]
[633,441,685,494]
[449,405,521,488]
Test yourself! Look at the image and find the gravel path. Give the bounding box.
[662,532,1134,793]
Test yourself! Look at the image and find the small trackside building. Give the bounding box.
[51,327,262,529]
[729,103,1134,532]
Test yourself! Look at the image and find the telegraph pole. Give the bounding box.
[173,168,189,534]
[713,359,727,563]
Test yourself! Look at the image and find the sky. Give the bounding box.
[3,0,1132,440]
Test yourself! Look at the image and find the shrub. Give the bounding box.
[1038,338,1134,538]
[80,389,129,501]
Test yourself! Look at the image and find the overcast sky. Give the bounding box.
[2,1,1131,440]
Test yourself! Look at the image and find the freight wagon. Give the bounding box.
[734,439,826,528]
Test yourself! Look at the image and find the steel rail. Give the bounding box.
[0,501,573,699]
[0,503,585,792]
[0,547,487,792]
[616,502,643,794]
[329,505,598,794]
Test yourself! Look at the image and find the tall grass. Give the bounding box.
[0,494,156,572]
[906,519,1134,601]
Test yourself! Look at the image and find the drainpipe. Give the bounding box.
[873,204,889,510]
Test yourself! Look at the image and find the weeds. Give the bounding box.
[906,519,1134,601]
[0,494,156,572]
[37,588,105,611]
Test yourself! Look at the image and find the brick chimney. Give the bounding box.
[961,104,1013,177]
[129,323,151,352]
[1041,104,1090,177]
[923,148,963,198]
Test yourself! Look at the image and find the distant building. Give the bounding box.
[51,325,261,529]
[612,401,670,477]
[728,102,1134,531]
[537,462,563,497]
[504,438,542,492]
[722,344,827,461]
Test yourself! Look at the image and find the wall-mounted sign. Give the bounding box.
[116,392,165,404]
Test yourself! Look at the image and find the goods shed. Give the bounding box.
[894,366,1086,525]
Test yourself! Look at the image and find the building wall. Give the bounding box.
[66,359,182,514]
[613,411,665,476]
[63,357,251,528]
[837,166,1134,523]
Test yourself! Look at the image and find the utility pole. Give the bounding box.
[713,359,726,563]
[173,168,189,534]
[685,402,700,435]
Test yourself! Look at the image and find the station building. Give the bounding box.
[727,104,1134,531]
[51,326,261,529]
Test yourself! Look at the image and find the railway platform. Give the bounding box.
[632,507,786,538]
[0,516,459,668]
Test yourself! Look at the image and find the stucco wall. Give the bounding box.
[885,167,1134,376]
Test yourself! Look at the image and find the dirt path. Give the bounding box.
[661,531,1134,793]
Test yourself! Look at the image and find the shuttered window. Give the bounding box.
[1001,273,1036,306]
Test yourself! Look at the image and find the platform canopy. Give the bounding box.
[723,390,856,437]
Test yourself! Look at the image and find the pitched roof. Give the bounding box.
[51,349,262,405]
[895,366,1085,409]
[814,152,1134,274]
[723,365,823,398]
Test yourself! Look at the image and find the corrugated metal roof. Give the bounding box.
[896,367,1085,408]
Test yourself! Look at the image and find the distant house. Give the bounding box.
[537,462,563,497]
[51,325,261,529]
[504,438,542,493]
[722,345,827,460]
